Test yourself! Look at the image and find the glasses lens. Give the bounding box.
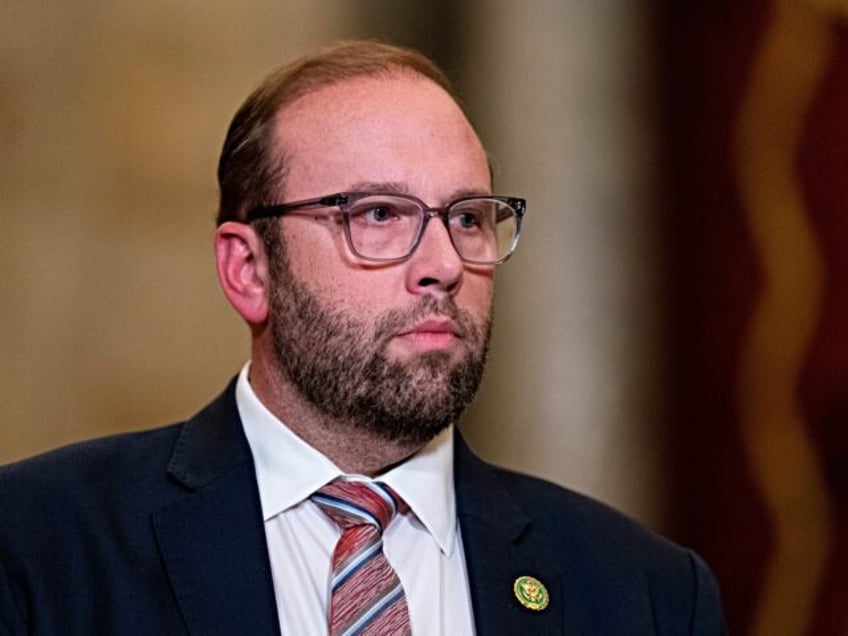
[448,198,518,263]
[346,195,422,260]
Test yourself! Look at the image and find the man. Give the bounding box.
[0,41,726,635]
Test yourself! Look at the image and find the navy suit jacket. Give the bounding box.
[1,380,727,635]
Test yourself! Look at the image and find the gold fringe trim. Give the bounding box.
[733,2,837,634]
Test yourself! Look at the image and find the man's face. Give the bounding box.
[265,74,495,445]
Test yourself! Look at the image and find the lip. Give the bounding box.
[396,318,461,338]
[392,317,463,352]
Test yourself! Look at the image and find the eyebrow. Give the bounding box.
[348,181,410,194]
[347,181,492,201]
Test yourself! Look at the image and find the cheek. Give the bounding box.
[281,220,354,282]
[320,276,396,315]
[460,271,495,320]
[286,241,403,317]
[284,215,352,257]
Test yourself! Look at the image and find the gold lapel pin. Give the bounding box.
[513,575,550,611]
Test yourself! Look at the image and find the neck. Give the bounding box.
[248,357,424,476]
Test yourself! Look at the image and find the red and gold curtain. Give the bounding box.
[663,2,848,634]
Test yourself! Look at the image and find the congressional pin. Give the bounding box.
[513,575,550,611]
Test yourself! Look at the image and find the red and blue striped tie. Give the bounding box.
[312,480,412,636]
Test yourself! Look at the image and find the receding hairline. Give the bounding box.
[272,68,473,137]
[216,40,493,224]
[248,41,458,125]
[275,74,495,204]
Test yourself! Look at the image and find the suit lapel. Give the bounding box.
[455,432,565,636]
[150,388,571,635]
[152,381,280,636]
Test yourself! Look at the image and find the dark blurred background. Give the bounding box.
[2,2,845,634]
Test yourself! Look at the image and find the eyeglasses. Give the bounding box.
[245,192,526,265]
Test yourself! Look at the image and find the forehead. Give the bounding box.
[273,74,490,200]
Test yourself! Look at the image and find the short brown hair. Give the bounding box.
[216,40,458,225]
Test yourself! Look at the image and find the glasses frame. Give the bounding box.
[244,191,526,265]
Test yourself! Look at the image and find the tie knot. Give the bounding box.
[312,480,407,532]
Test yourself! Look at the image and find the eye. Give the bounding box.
[350,202,402,226]
[366,205,395,223]
[456,211,481,229]
[450,207,487,232]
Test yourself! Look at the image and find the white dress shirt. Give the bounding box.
[236,364,477,635]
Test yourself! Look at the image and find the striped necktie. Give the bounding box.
[311,480,412,636]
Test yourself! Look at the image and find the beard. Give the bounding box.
[266,246,491,448]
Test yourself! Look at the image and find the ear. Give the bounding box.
[214,221,270,325]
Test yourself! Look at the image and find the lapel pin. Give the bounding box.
[513,575,550,611]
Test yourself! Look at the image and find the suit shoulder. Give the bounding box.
[491,465,694,567]
[0,423,185,505]
[476,465,726,632]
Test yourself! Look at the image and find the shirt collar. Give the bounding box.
[235,363,458,556]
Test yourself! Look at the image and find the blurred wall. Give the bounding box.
[458,2,666,524]
[0,2,664,526]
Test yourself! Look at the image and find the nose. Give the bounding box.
[404,214,463,298]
